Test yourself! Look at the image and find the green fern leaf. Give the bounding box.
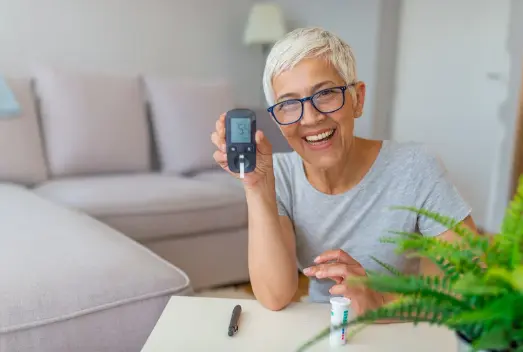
[445,294,520,326]
[370,256,402,276]
[452,272,509,296]
[512,266,523,292]
[434,257,461,282]
[389,206,492,268]
[383,230,483,276]
[512,328,523,346]
[472,325,512,351]
[389,206,478,239]
[492,175,523,269]
[346,274,469,311]
[296,296,459,352]
[485,267,515,287]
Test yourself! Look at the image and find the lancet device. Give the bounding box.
[225,108,256,179]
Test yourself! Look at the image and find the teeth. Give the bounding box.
[305,129,334,142]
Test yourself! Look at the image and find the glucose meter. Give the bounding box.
[225,108,256,178]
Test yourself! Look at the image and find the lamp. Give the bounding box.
[244,3,286,107]
[0,77,20,117]
[244,3,286,56]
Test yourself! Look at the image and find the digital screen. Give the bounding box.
[230,117,251,143]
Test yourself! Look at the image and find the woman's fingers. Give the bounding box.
[329,283,350,296]
[314,249,358,265]
[216,113,226,139]
[212,113,226,151]
[254,130,272,156]
[211,131,225,152]
[332,276,344,284]
[213,150,227,165]
[302,265,343,283]
[303,262,350,279]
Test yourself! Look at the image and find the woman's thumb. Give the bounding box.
[255,130,272,155]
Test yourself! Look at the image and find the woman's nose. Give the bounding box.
[300,100,324,126]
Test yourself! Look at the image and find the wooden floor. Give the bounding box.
[236,273,310,302]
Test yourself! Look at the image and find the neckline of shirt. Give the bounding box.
[295,139,393,199]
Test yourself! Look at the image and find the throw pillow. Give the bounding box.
[34,67,151,177]
[144,77,234,175]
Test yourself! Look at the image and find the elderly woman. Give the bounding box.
[211,27,477,314]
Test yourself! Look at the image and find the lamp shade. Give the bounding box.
[244,3,286,45]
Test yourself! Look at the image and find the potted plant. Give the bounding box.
[297,176,523,352]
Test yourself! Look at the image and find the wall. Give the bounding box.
[391,0,522,232]
[0,0,397,145]
[0,0,263,108]
[372,0,402,140]
[488,0,523,231]
[0,0,398,140]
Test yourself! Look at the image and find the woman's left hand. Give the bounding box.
[302,249,366,295]
[303,249,383,315]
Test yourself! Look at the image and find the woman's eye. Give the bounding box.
[278,101,299,111]
[276,102,289,111]
[318,89,334,96]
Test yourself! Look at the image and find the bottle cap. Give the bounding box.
[330,296,351,308]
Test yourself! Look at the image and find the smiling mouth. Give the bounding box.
[303,129,336,145]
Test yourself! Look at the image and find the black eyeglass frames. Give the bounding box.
[267,83,355,125]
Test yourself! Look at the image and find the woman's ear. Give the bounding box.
[353,82,366,119]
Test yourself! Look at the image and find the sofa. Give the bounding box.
[0,68,265,351]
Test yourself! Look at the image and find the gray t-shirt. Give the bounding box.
[272,140,471,303]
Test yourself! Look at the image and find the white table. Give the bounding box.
[140,296,459,352]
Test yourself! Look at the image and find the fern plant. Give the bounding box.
[297,175,523,352]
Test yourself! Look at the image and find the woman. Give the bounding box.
[211,27,477,314]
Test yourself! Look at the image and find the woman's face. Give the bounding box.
[271,57,365,169]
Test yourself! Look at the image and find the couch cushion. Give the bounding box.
[0,78,48,185]
[34,67,151,177]
[33,173,247,241]
[144,77,233,175]
[190,168,244,189]
[0,183,192,352]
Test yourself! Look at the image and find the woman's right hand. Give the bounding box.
[211,112,274,189]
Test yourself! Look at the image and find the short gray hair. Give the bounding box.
[262,27,358,107]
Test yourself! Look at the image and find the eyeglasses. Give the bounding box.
[267,84,355,125]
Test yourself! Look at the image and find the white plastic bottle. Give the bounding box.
[329,297,351,346]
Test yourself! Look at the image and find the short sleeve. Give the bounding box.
[416,151,472,237]
[276,193,290,217]
[272,153,294,219]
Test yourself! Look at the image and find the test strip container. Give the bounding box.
[329,297,351,346]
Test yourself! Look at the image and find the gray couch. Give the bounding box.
[0,184,192,352]
[0,68,288,351]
